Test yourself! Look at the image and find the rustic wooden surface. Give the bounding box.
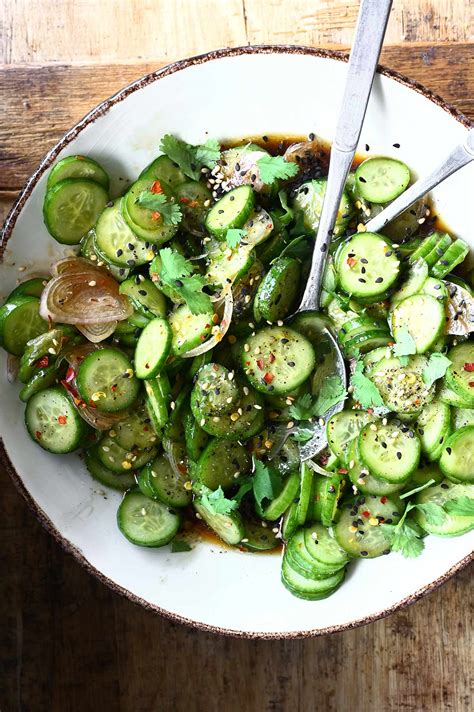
[1,1,473,711]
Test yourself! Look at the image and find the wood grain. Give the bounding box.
[1,43,472,199]
[1,0,473,65]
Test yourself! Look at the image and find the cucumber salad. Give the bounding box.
[2,134,473,601]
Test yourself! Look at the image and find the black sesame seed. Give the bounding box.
[446,447,452,455]
[440,260,449,266]
[365,144,370,151]
[434,283,441,290]
[116,249,123,257]
[262,135,269,142]
[138,289,147,296]
[385,250,393,257]
[359,176,367,183]
[308,132,315,141]
[396,452,402,460]
[175,279,184,287]
[441,483,449,489]
[127,243,134,250]
[320,243,328,252]
[229,195,235,201]
[235,163,240,172]
[393,143,400,148]
[127,259,135,267]
[358,278,366,283]
[281,338,289,344]
[360,258,368,264]
[361,551,368,557]
[361,266,366,274]
[288,361,295,367]
[375,277,384,283]
[218,209,224,214]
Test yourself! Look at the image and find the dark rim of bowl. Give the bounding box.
[1,45,472,639]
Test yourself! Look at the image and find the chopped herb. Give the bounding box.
[392,327,417,365]
[444,496,474,517]
[422,352,452,387]
[252,458,282,511]
[226,228,247,249]
[201,485,239,515]
[160,134,220,180]
[159,247,212,315]
[256,154,298,185]
[171,539,193,553]
[136,191,182,226]
[350,359,385,409]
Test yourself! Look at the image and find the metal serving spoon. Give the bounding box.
[365,127,474,233]
[287,0,394,462]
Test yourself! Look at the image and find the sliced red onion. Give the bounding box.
[76,322,118,343]
[6,354,19,383]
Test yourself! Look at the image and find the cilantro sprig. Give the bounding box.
[288,376,346,421]
[160,134,220,181]
[137,191,182,226]
[392,327,416,366]
[256,155,298,185]
[422,352,452,387]
[350,359,385,409]
[225,228,247,249]
[159,247,212,315]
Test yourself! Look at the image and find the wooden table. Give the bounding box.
[1,2,473,710]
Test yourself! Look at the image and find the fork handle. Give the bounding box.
[365,127,474,234]
[299,0,393,312]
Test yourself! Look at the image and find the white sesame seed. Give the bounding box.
[141,508,147,516]
[243,386,249,396]
[170,401,176,410]
[200,418,205,427]
[287,421,295,429]
[254,404,262,410]
[88,280,96,286]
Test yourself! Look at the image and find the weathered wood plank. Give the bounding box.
[1,0,472,65]
[0,43,472,195]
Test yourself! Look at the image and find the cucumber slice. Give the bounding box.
[19,363,58,402]
[118,278,166,318]
[80,229,130,282]
[415,399,451,461]
[193,497,244,545]
[114,407,160,450]
[414,480,474,536]
[95,199,152,267]
[232,260,265,319]
[293,179,353,238]
[295,464,313,525]
[242,326,316,395]
[76,348,140,412]
[18,327,68,383]
[359,421,420,483]
[124,177,179,238]
[424,233,452,268]
[117,491,181,547]
[362,346,389,371]
[452,407,474,430]
[304,524,350,568]
[326,409,375,462]
[96,435,156,473]
[431,238,469,279]
[183,408,210,461]
[195,439,251,491]
[144,374,170,433]
[390,258,429,306]
[422,277,448,302]
[409,233,442,265]
[241,522,279,551]
[369,355,435,413]
[137,465,156,498]
[439,426,474,483]
[286,530,345,579]
[145,453,191,507]
[205,185,255,238]
[334,494,403,558]
[391,294,445,354]
[336,232,400,301]
[139,155,186,188]
[135,317,172,379]
[43,178,108,245]
[343,330,391,357]
[445,343,474,405]
[262,471,301,521]
[311,473,347,527]
[191,363,240,416]
[438,382,474,408]
[8,277,48,300]
[281,553,344,600]
[253,257,300,323]
[0,296,48,355]
[348,439,404,496]
[339,316,388,346]
[47,156,110,190]
[408,462,444,488]
[242,208,274,248]
[84,448,135,491]
[281,502,299,541]
[174,180,212,235]
[192,381,265,441]
[206,239,255,287]
[25,386,88,454]
[354,157,410,204]
[169,304,214,356]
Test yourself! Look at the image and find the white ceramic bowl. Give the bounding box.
[1,47,473,638]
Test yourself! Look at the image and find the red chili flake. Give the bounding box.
[380,496,387,504]
[469,381,474,388]
[177,462,188,475]
[319,454,329,466]
[57,415,67,425]
[189,199,199,208]
[266,223,272,229]
[263,372,274,384]
[36,355,49,368]
[346,256,357,268]
[150,180,163,194]
[111,384,118,392]
[35,431,42,439]
[362,511,370,518]
[65,367,75,383]
[179,197,190,204]
[268,352,276,364]
[151,211,161,221]
[366,408,374,415]
[338,468,348,474]
[463,362,474,372]
[256,359,265,370]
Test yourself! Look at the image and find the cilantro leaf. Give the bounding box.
[171,539,192,553]
[136,191,182,226]
[313,375,347,416]
[415,502,447,526]
[256,155,299,185]
[226,228,247,249]
[422,352,452,388]
[288,393,314,421]
[392,327,417,364]
[158,248,212,315]
[389,519,425,558]
[252,458,282,510]
[291,427,314,443]
[350,359,385,409]
[160,134,220,180]
[201,486,239,515]
[444,496,474,517]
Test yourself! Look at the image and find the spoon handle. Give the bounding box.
[365,127,474,234]
[299,0,393,312]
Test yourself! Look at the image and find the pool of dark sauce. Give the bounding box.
[180,133,450,554]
